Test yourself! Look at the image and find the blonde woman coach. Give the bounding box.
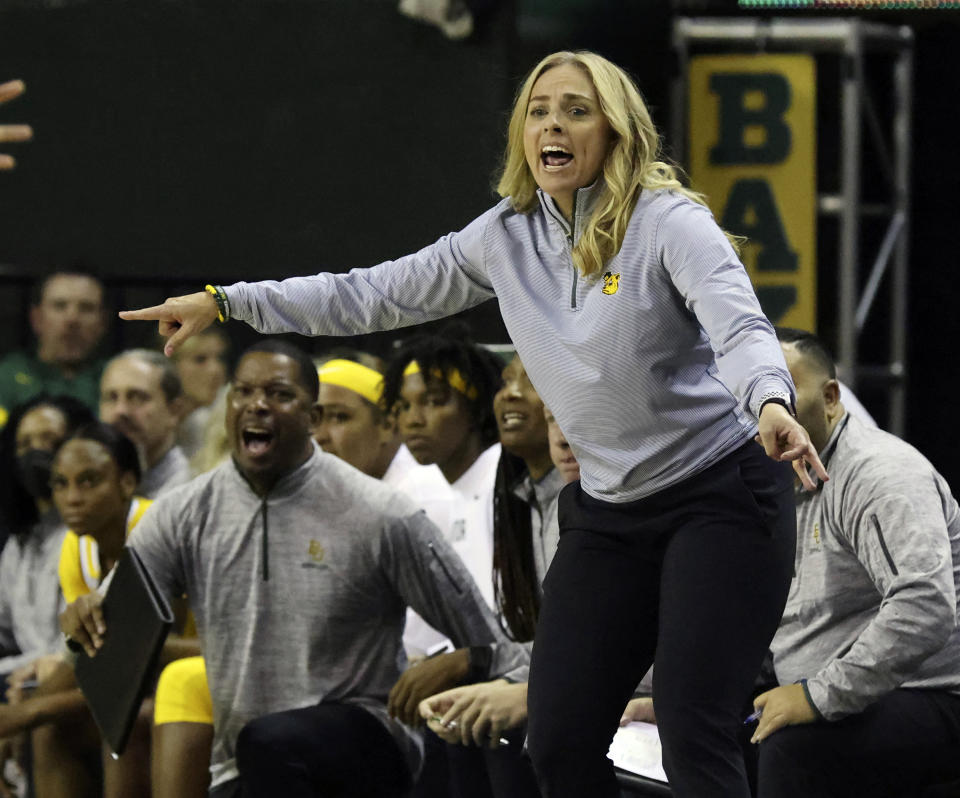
[121,51,827,798]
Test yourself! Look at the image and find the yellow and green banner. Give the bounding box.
[688,53,817,329]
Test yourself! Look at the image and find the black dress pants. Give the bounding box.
[757,688,960,798]
[526,440,796,798]
[209,702,413,798]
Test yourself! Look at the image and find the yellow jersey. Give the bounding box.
[57,496,153,603]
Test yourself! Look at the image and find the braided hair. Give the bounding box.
[381,325,502,447]
[492,449,540,641]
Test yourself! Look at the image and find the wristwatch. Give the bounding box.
[760,397,796,417]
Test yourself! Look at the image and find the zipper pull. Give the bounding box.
[261,498,269,581]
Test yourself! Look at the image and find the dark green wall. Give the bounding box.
[0,0,516,280]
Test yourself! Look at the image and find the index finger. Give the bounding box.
[77,602,104,652]
[403,687,425,727]
[0,79,26,103]
[804,447,829,482]
[792,458,816,491]
[118,304,177,322]
[90,599,106,636]
[425,715,459,744]
[0,124,33,143]
[386,676,409,718]
[66,619,97,658]
[418,696,440,721]
[752,710,785,744]
[441,691,476,729]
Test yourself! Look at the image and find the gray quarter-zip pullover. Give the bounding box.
[129,446,504,787]
[771,414,960,720]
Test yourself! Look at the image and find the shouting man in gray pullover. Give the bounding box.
[749,329,960,797]
[62,340,506,798]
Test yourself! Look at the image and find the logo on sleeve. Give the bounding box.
[813,523,821,547]
[601,272,621,295]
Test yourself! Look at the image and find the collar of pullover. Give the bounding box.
[228,442,320,503]
[512,464,565,509]
[816,411,849,474]
[536,178,605,246]
[795,412,849,496]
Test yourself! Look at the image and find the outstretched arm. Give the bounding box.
[119,292,219,357]
[119,206,497,355]
[0,80,33,170]
[657,201,829,487]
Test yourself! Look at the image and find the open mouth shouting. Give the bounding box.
[541,144,573,171]
[241,426,275,458]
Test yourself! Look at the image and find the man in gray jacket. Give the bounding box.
[63,340,505,798]
[749,328,960,797]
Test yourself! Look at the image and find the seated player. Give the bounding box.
[0,396,94,792]
[416,397,583,758]
[383,330,503,659]
[1,396,94,679]
[314,352,441,487]
[1,422,195,798]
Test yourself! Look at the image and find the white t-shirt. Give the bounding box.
[397,443,501,657]
[381,444,443,490]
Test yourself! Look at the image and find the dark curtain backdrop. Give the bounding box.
[1,0,958,488]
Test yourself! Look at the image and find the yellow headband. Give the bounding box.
[317,359,384,405]
[403,360,478,400]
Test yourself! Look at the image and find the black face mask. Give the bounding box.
[16,449,55,500]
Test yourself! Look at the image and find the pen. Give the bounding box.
[424,645,451,660]
[429,716,510,746]
[743,708,763,725]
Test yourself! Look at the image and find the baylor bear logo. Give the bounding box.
[308,540,325,563]
[601,272,621,295]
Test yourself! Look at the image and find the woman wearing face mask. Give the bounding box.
[0,395,94,682]
[0,395,93,795]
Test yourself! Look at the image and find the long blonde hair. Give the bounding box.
[497,51,728,279]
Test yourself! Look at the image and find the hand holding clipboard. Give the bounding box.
[60,547,174,756]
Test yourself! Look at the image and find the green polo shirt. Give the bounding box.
[0,352,105,427]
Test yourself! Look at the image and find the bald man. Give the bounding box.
[750,328,960,798]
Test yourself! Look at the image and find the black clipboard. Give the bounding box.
[74,546,173,756]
